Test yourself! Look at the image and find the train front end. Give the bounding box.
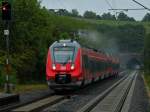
[46,40,82,90]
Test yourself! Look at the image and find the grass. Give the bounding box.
[0,84,48,94]
[142,22,150,34]
[144,73,150,98]
[144,73,150,112]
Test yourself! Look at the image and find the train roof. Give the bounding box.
[50,39,81,49]
[50,39,106,53]
[50,40,117,58]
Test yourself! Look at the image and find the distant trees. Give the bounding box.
[142,13,150,22]
[83,11,97,19]
[48,9,150,22]
[96,24,145,53]
[50,9,137,22]
[71,9,79,17]
[101,13,116,20]
[117,12,135,21]
[56,9,70,16]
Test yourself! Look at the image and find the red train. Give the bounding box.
[46,40,119,91]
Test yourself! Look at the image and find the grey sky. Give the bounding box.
[41,0,150,20]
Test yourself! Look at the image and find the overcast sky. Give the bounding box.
[41,0,150,20]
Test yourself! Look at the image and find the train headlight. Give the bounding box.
[52,64,56,70]
[71,64,75,70]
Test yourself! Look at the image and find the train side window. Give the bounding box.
[94,60,96,72]
[89,59,93,71]
[91,60,94,72]
[101,61,104,71]
[96,61,99,72]
[82,55,88,69]
[98,61,101,71]
[101,61,103,71]
[86,55,88,69]
[82,55,85,69]
[104,62,107,70]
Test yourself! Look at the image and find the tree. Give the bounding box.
[96,15,101,19]
[128,17,135,21]
[71,9,79,17]
[49,9,55,13]
[144,33,150,73]
[83,11,97,19]
[101,13,116,20]
[142,13,150,22]
[56,9,70,16]
[117,12,135,21]
[0,0,91,83]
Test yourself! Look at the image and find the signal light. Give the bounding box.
[1,1,11,20]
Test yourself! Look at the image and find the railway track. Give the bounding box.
[12,95,68,112]
[0,90,73,112]
[0,91,54,112]
[77,71,137,112]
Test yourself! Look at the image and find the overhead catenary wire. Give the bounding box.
[105,0,117,18]
[105,0,113,9]
[132,0,150,11]
[109,8,146,11]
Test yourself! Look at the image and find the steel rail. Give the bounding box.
[77,71,137,112]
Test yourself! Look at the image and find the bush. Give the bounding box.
[0,66,18,87]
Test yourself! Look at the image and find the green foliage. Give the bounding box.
[95,24,145,53]
[101,13,116,20]
[0,67,18,87]
[71,9,79,17]
[83,11,97,19]
[142,13,150,22]
[52,9,137,22]
[55,9,70,16]
[0,75,5,87]
[59,32,70,39]
[117,12,135,21]
[144,33,150,73]
[0,0,90,84]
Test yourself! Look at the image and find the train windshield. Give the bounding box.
[53,47,75,64]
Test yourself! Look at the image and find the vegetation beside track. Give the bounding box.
[144,74,150,111]
[0,84,47,93]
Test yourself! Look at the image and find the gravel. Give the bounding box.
[20,89,53,104]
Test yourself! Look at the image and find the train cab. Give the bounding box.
[46,40,83,90]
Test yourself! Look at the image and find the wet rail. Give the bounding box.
[77,71,137,112]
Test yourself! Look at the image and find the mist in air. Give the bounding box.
[79,30,119,56]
